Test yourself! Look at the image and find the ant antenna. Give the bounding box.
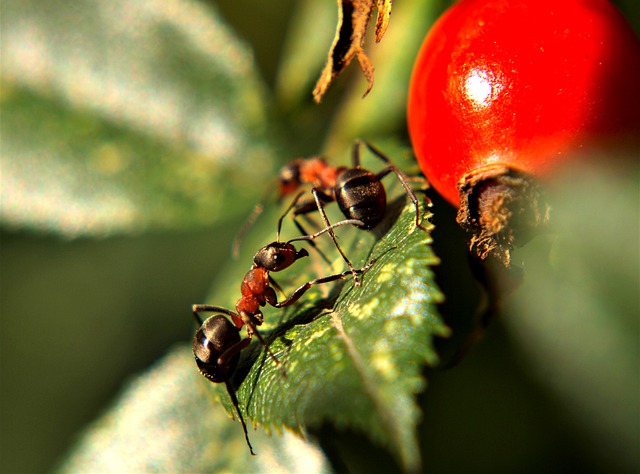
[275,191,337,266]
[232,204,264,258]
[287,218,365,244]
[225,380,256,455]
[276,191,306,242]
[232,182,281,258]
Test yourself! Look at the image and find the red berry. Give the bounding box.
[407,0,640,262]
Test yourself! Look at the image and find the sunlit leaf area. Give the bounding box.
[1,1,638,472]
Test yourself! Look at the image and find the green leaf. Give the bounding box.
[57,346,333,473]
[1,0,277,237]
[202,145,448,471]
[502,161,639,471]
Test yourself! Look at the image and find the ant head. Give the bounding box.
[253,242,309,272]
[193,315,241,383]
[278,159,303,198]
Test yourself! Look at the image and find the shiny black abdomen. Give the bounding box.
[334,168,386,230]
[193,315,241,383]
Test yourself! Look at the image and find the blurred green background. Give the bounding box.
[1,0,638,472]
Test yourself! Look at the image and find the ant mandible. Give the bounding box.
[192,193,379,455]
[233,139,429,284]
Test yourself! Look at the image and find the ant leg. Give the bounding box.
[268,275,286,299]
[239,311,287,376]
[362,140,429,190]
[193,305,285,374]
[232,180,282,258]
[224,379,256,456]
[276,190,306,242]
[376,165,428,232]
[274,257,378,308]
[193,304,244,328]
[193,304,236,315]
[352,139,364,167]
[289,214,365,274]
[352,139,401,168]
[232,187,310,257]
[218,337,252,370]
[232,202,264,258]
[192,304,241,326]
[292,212,333,266]
[288,217,365,243]
[359,139,392,165]
[290,190,343,242]
[292,192,330,215]
[281,190,338,265]
[354,140,429,230]
[310,188,361,285]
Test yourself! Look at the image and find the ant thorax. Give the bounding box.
[237,267,274,316]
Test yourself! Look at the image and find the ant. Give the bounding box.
[192,193,379,455]
[233,139,429,284]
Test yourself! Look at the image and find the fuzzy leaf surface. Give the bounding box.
[1,0,275,237]
[57,346,332,473]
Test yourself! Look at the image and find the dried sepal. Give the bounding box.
[375,0,392,42]
[313,0,392,103]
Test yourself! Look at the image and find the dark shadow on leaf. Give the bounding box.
[370,194,409,240]
[311,423,401,474]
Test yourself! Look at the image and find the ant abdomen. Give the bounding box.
[193,315,242,384]
[334,168,387,230]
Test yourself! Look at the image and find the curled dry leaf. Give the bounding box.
[374,0,392,42]
[313,0,392,103]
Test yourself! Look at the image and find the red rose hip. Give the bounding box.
[408,0,640,264]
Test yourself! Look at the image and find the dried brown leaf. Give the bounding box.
[313,0,392,103]
[375,0,392,42]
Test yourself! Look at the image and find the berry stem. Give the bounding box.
[456,164,551,266]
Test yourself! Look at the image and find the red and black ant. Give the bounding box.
[233,140,429,283]
[192,194,379,455]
